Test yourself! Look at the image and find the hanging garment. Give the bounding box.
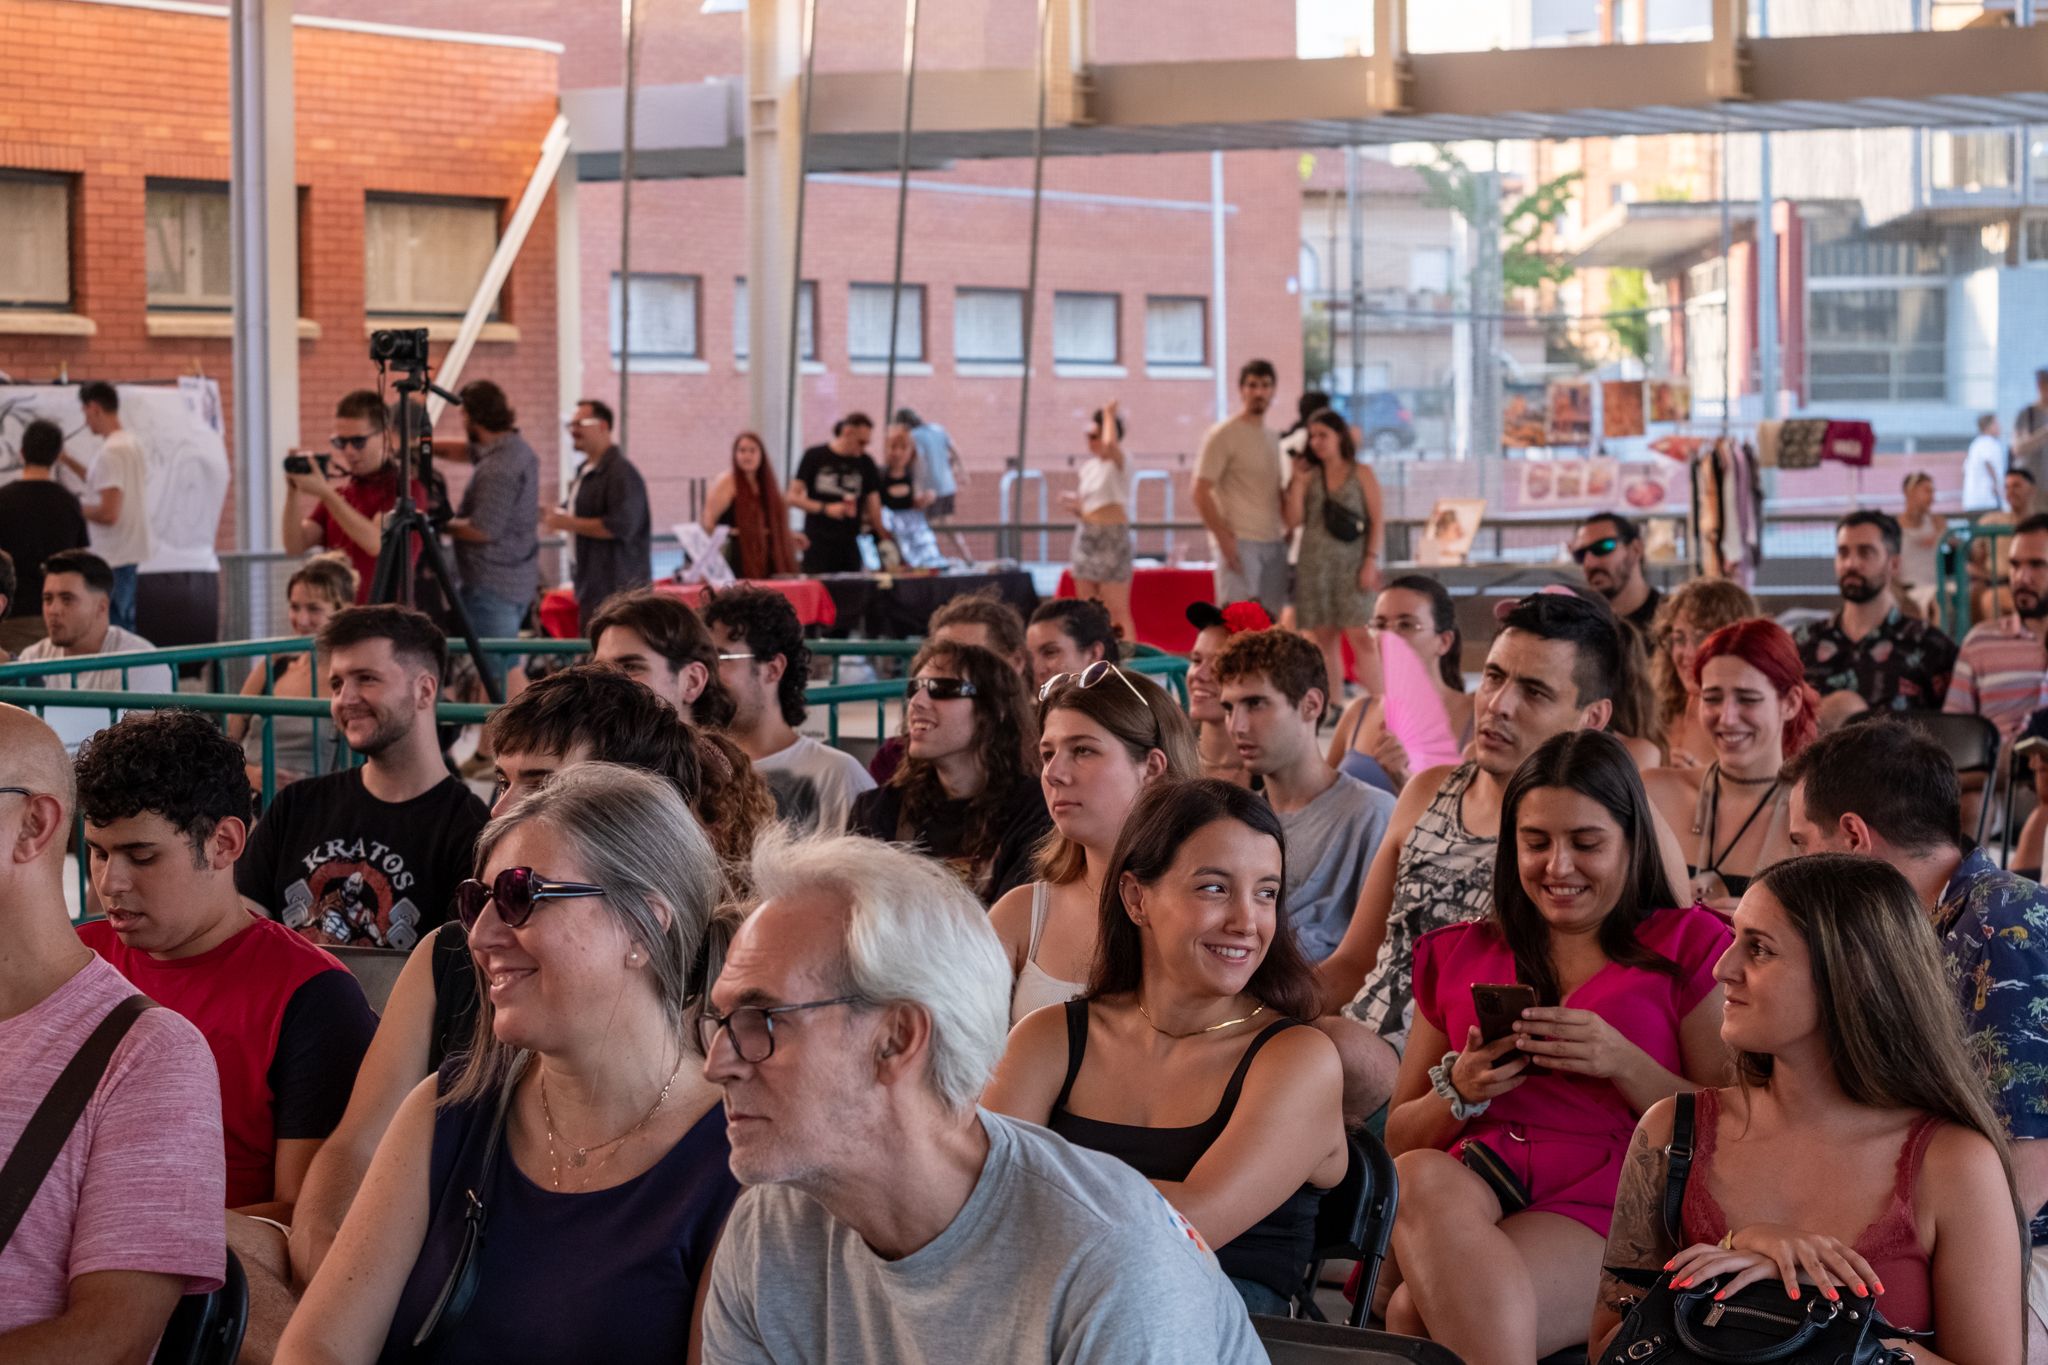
[1822,420,1876,467]
[1754,420,1784,469]
[1775,419,1828,469]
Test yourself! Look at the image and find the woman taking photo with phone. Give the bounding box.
[1594,854,2023,1365]
[1284,410,1385,707]
[985,778,1346,1316]
[1383,730,1730,1365]
[989,662,1199,1023]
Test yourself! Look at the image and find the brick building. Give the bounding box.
[299,0,1307,547]
[0,0,563,549]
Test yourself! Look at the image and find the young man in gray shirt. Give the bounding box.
[702,834,1266,1364]
[1215,627,1394,962]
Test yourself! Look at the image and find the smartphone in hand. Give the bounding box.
[1471,983,1538,1046]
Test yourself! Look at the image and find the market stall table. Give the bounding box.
[1057,565,1215,653]
[539,577,837,639]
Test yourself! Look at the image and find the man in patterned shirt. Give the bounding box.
[1784,719,2048,1348]
[1793,509,1956,713]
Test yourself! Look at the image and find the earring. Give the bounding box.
[627,950,641,966]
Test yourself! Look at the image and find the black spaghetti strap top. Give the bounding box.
[1047,998,1322,1297]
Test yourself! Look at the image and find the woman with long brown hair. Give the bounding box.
[700,431,797,579]
[1594,854,2023,1363]
[848,639,1050,903]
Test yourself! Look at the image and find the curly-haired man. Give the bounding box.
[75,707,375,1217]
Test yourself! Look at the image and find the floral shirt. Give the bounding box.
[1934,846,2048,1241]
[1793,605,1956,712]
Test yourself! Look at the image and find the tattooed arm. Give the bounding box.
[1591,1098,1684,1359]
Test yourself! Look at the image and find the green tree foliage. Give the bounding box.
[1415,147,1583,291]
[1607,268,1651,360]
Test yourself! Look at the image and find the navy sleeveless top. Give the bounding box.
[1045,999,1322,1298]
[378,1062,741,1365]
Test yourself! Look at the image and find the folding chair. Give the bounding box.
[1851,709,2002,847]
[328,944,411,1015]
[1294,1127,1399,1328]
[157,1248,248,1365]
[1254,1314,1466,1364]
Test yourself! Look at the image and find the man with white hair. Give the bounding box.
[702,834,1267,1363]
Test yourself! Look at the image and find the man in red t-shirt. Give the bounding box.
[281,389,428,603]
[73,709,377,1220]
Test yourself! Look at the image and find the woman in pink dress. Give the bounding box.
[1384,729,1732,1365]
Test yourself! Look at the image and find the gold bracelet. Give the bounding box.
[1718,1231,1735,1251]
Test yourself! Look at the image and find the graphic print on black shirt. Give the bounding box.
[236,767,490,950]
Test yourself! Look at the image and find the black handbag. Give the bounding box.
[407,1060,523,1362]
[1597,1092,1925,1365]
[1321,494,1367,544]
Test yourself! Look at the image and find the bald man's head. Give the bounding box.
[0,706,75,874]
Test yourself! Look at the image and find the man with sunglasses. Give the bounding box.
[1568,511,1660,635]
[542,399,651,635]
[702,832,1265,1363]
[281,390,428,605]
[1214,628,1394,962]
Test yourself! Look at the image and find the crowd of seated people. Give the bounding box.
[10,521,2048,1365]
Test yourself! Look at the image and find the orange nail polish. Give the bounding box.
[1824,1288,1839,1302]
[1788,1287,1800,1301]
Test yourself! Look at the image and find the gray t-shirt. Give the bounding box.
[1273,771,1395,963]
[705,1110,1269,1364]
[753,734,875,836]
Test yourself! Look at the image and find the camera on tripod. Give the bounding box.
[369,327,431,370]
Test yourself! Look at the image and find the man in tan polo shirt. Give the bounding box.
[1192,358,1287,615]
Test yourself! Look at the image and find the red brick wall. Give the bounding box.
[0,0,562,547]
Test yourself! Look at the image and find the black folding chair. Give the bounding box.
[1294,1127,1399,1328]
[1254,1314,1466,1364]
[157,1248,248,1365]
[328,944,411,1015]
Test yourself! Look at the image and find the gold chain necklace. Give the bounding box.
[539,1055,684,1191]
[1136,1000,1267,1039]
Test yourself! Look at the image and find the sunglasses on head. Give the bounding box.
[454,866,606,931]
[329,434,372,451]
[1039,658,1147,705]
[1570,536,1621,563]
[905,676,977,701]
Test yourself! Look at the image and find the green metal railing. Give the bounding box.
[0,632,1190,916]
[1934,521,2016,643]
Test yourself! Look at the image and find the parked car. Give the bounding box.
[1331,391,1417,455]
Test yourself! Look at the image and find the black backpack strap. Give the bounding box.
[0,993,153,1255]
[1661,1090,1697,1248]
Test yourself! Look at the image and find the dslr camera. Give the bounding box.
[369,327,430,370]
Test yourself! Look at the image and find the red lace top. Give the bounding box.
[1681,1086,1939,1332]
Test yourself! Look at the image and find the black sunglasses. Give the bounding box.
[905,676,977,701]
[1570,536,1621,563]
[329,434,372,451]
[455,866,606,931]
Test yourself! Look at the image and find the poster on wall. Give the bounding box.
[1648,378,1691,424]
[1416,498,1488,566]
[1602,381,1645,438]
[0,382,228,574]
[1503,384,1548,449]
[1521,458,1619,506]
[1545,380,1593,445]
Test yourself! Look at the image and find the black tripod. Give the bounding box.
[367,369,503,705]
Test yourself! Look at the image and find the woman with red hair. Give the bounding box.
[699,432,798,579]
[1642,618,1817,915]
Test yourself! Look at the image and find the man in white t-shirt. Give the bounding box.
[1193,359,1288,617]
[1965,413,2009,514]
[705,586,873,835]
[702,834,1265,1364]
[62,382,154,632]
[0,704,224,1351]
[17,551,175,754]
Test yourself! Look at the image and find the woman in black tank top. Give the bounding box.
[984,779,1348,1315]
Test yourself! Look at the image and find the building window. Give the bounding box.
[0,173,71,309]
[1052,292,1118,364]
[1931,130,2017,194]
[848,283,924,362]
[954,287,1026,364]
[365,195,501,318]
[1807,217,1947,277]
[1145,295,1208,367]
[1408,249,1453,295]
[733,278,816,361]
[610,273,700,359]
[1806,285,1947,404]
[145,182,232,309]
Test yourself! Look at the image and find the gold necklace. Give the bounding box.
[1136,1000,1267,1039]
[539,1055,685,1191]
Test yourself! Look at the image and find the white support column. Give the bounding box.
[1368,0,1410,112]
[229,0,299,555]
[1209,150,1229,421]
[554,137,583,503]
[746,0,808,477]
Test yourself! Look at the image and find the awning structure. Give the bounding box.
[570,25,2048,182]
[1569,201,1758,270]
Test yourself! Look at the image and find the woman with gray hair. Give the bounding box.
[278,764,741,1365]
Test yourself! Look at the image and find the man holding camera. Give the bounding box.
[282,391,427,604]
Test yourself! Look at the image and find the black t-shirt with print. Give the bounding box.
[848,776,1052,905]
[235,766,490,949]
[795,444,881,570]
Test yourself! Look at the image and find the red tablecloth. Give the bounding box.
[1057,566,1214,653]
[539,578,838,639]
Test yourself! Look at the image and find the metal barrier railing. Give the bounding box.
[1934,521,2014,643]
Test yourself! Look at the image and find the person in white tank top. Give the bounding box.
[1061,401,1137,646]
[988,661,1199,1025]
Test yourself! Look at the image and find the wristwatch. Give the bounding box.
[1429,1051,1490,1121]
